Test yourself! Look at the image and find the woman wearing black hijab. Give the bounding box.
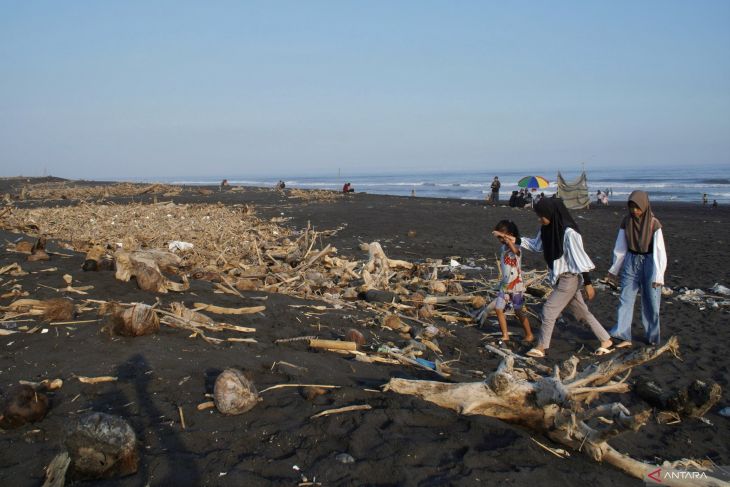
[519,198,613,357]
[607,191,667,346]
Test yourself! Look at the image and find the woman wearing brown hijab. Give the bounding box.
[607,191,667,346]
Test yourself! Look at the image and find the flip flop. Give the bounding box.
[594,346,614,356]
[526,348,545,358]
[615,341,633,349]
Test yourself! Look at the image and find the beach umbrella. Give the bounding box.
[517,176,550,189]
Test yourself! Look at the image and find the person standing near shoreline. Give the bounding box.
[606,191,667,347]
[490,176,501,205]
[519,198,613,358]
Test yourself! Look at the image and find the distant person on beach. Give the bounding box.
[713,199,718,208]
[342,182,354,193]
[524,190,533,207]
[490,176,501,205]
[606,191,667,347]
[275,180,286,190]
[520,198,614,358]
[516,189,526,208]
[703,193,708,205]
[597,190,609,206]
[220,179,229,191]
[491,220,534,346]
[508,191,518,207]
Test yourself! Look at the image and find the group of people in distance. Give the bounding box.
[489,190,666,358]
[508,189,542,208]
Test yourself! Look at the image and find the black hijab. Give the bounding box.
[534,198,580,269]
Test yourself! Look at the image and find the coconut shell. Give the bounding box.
[235,278,263,291]
[27,250,50,262]
[300,386,329,400]
[41,298,75,322]
[345,329,366,346]
[446,282,464,295]
[428,280,447,294]
[470,295,487,309]
[65,412,138,479]
[14,241,33,253]
[213,369,259,415]
[418,304,435,320]
[0,385,49,429]
[382,314,411,334]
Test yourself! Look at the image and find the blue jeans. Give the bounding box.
[609,252,661,345]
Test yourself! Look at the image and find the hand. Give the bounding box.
[584,284,596,301]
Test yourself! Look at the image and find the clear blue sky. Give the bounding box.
[1,1,728,179]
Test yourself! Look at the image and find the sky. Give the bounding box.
[1,1,729,179]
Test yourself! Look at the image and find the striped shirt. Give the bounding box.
[520,227,595,284]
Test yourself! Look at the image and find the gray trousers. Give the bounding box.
[539,273,610,349]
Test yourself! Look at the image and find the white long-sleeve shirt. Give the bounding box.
[521,227,595,284]
[608,228,667,285]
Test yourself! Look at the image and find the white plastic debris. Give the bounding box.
[168,241,194,252]
[450,259,461,267]
[711,283,730,296]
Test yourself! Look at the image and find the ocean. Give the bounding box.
[143,166,729,204]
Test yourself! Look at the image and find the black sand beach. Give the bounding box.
[0,178,728,486]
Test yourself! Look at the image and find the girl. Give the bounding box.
[607,191,667,347]
[519,198,613,357]
[491,220,534,346]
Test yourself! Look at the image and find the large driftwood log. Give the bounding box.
[114,250,189,293]
[385,337,727,486]
[361,242,413,291]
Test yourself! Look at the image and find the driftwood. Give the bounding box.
[384,337,727,486]
[192,303,265,315]
[309,339,358,351]
[42,452,71,487]
[310,404,372,419]
[635,377,722,419]
[361,242,413,291]
[77,376,118,384]
[114,250,188,293]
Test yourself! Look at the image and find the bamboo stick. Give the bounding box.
[309,339,358,351]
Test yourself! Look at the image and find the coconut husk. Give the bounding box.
[382,314,411,333]
[213,369,260,415]
[111,303,160,337]
[0,384,49,429]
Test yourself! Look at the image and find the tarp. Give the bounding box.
[557,171,590,209]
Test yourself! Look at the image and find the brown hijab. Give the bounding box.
[621,190,662,253]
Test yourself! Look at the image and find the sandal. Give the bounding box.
[615,341,633,349]
[526,348,545,358]
[594,346,614,356]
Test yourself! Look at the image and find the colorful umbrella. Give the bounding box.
[517,176,550,189]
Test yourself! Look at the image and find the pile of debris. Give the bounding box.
[672,283,730,311]
[287,189,343,202]
[13,182,182,201]
[1,201,550,333]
